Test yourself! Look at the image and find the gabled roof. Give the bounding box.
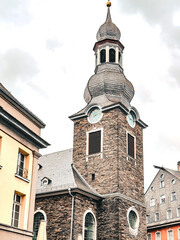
[0,83,45,128]
[36,149,102,200]
[145,165,180,194]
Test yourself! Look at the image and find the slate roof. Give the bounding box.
[36,149,102,199]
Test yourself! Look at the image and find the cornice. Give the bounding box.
[0,106,50,149]
[0,85,45,128]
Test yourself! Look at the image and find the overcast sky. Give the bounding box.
[0,0,180,190]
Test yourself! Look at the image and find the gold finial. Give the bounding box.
[106,1,111,7]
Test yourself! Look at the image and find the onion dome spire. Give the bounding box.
[96,1,121,41]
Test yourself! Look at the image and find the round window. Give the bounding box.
[129,210,137,229]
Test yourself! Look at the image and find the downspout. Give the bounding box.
[68,188,75,240]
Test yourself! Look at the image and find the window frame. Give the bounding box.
[150,198,155,207]
[160,180,165,188]
[86,128,103,157]
[160,195,166,204]
[33,210,47,240]
[155,212,160,222]
[155,231,161,240]
[146,214,151,224]
[11,193,22,228]
[166,209,172,220]
[147,233,152,240]
[167,229,174,240]
[16,149,29,180]
[177,207,180,217]
[126,131,136,159]
[82,210,97,240]
[0,136,2,169]
[100,49,106,63]
[109,48,116,63]
[171,191,177,201]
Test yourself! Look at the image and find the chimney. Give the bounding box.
[177,161,180,171]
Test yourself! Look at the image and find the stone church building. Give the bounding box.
[34,2,147,239]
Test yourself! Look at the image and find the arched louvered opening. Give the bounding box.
[109,48,115,62]
[119,52,121,63]
[33,211,45,240]
[84,212,96,240]
[100,49,106,63]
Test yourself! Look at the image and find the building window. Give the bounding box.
[167,230,173,240]
[147,233,152,240]
[146,214,151,224]
[160,195,166,204]
[178,228,180,240]
[160,173,164,179]
[150,198,155,207]
[84,212,96,240]
[88,130,102,155]
[155,212,160,222]
[33,211,46,240]
[167,209,172,219]
[171,179,176,185]
[177,207,180,217]
[119,52,121,63]
[16,151,28,179]
[127,133,135,158]
[171,191,177,201]
[160,180,165,188]
[155,232,161,240]
[150,186,154,191]
[109,48,115,62]
[11,193,21,228]
[100,49,106,63]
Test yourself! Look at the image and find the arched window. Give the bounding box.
[84,212,96,240]
[109,49,115,62]
[100,49,106,63]
[33,211,46,240]
[119,52,121,63]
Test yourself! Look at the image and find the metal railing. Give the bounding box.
[16,166,28,179]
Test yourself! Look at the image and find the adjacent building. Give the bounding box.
[145,164,180,240]
[0,83,49,239]
[34,2,148,240]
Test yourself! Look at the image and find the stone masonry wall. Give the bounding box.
[73,107,145,202]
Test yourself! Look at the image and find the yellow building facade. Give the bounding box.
[0,83,49,240]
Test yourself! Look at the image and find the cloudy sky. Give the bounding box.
[0,0,180,190]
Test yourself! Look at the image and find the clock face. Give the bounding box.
[88,107,102,124]
[127,112,136,127]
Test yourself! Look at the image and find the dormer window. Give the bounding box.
[109,48,115,62]
[41,177,51,186]
[100,49,106,63]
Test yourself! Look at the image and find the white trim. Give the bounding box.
[177,207,180,217]
[167,229,174,240]
[34,209,47,222]
[155,231,161,240]
[166,209,172,220]
[87,106,103,124]
[127,206,139,236]
[147,233,152,240]
[86,128,103,161]
[82,209,97,240]
[178,228,180,240]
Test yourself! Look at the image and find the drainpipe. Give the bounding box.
[68,188,75,240]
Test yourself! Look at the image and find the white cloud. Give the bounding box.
[0,48,39,85]
[0,0,31,25]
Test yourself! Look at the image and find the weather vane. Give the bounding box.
[106,1,111,7]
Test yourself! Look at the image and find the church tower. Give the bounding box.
[69,2,147,239]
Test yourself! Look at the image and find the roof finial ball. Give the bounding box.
[106,1,111,7]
